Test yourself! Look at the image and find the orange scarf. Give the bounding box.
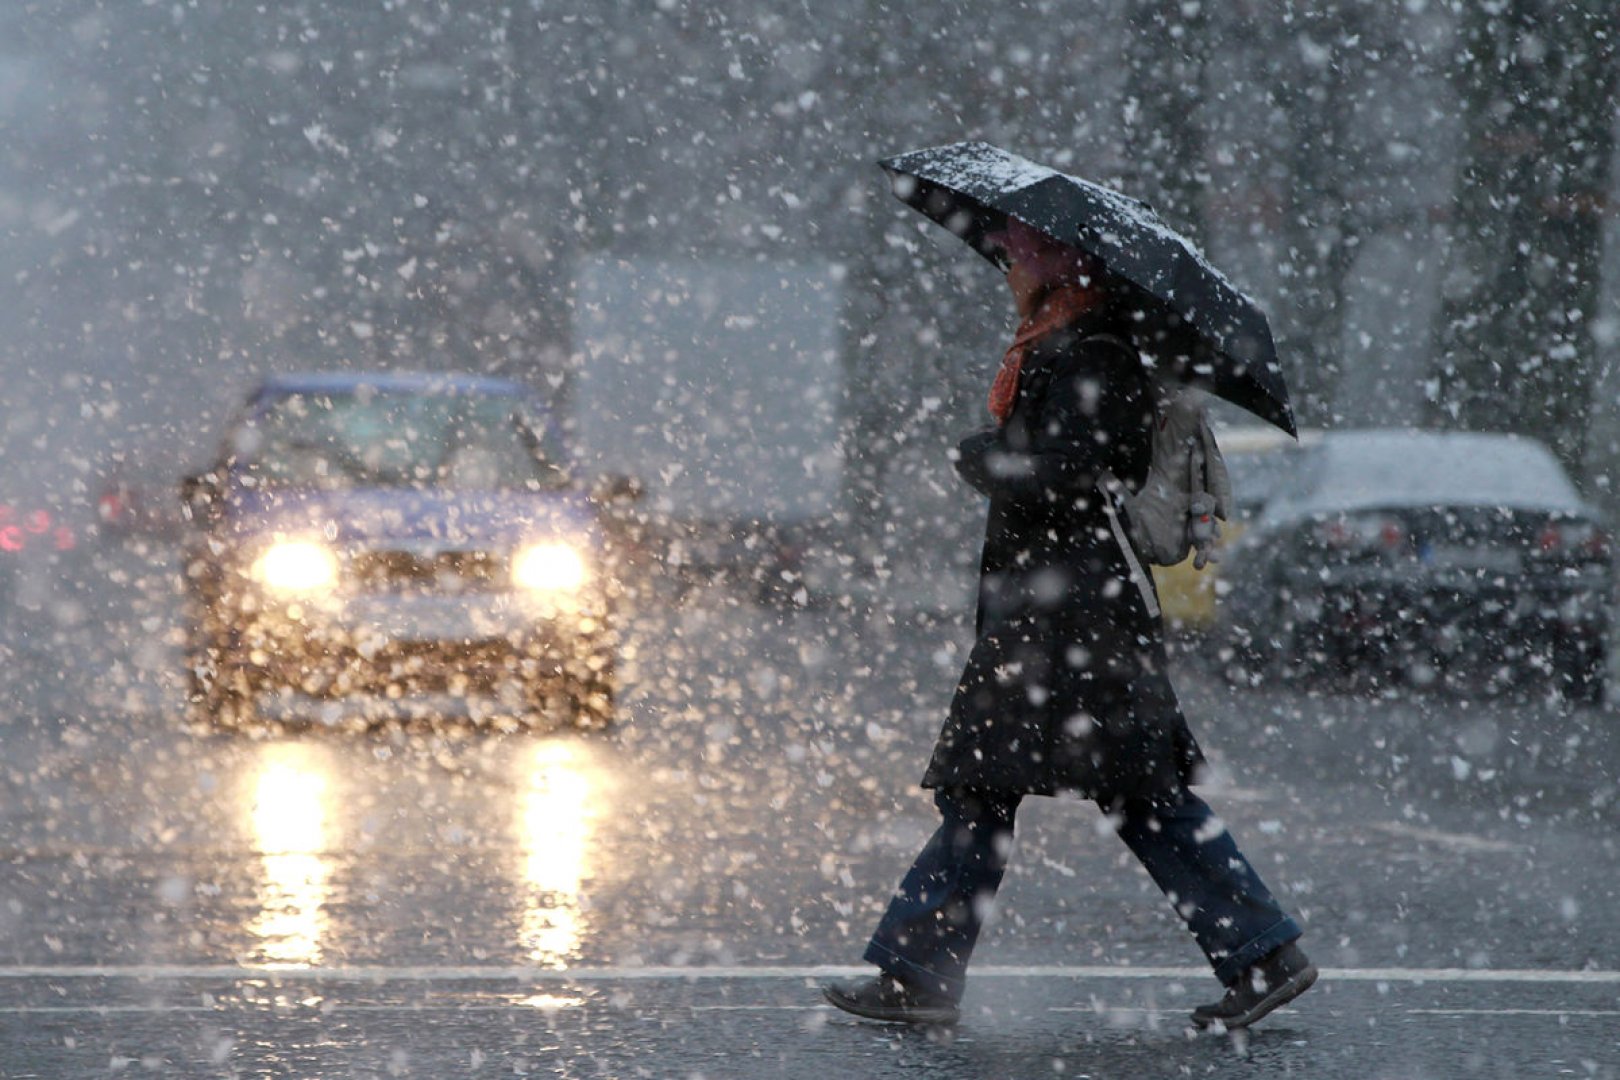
[988,284,1101,423]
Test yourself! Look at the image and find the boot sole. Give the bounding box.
[821,986,960,1026]
[1192,964,1318,1031]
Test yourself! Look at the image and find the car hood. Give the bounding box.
[222,487,600,549]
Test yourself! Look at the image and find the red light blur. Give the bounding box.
[0,509,74,552]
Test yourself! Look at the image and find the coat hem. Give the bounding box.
[918,762,1202,804]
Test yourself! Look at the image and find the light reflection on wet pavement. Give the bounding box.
[0,552,1616,1076]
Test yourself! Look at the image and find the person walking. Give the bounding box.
[822,215,1316,1031]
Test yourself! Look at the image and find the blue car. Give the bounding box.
[180,372,624,729]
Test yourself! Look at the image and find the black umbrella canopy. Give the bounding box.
[879,141,1296,437]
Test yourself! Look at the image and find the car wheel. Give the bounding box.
[1218,621,1265,687]
[1554,633,1606,706]
[571,674,616,730]
[1221,577,1310,690]
[1569,665,1605,706]
[184,627,260,732]
[565,627,617,730]
[520,674,613,731]
[186,666,260,731]
[1260,592,1315,688]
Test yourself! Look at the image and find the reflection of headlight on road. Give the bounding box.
[513,542,587,592]
[253,541,340,593]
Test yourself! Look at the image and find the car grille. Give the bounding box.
[350,549,506,593]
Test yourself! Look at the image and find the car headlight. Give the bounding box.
[253,540,340,593]
[513,542,587,592]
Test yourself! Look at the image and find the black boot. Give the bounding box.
[1191,942,1317,1030]
[822,974,960,1026]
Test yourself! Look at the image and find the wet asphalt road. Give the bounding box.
[0,541,1616,1077]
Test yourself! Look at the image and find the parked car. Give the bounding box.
[1151,427,1318,632]
[180,372,629,730]
[1217,429,1611,700]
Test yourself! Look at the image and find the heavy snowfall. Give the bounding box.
[0,2,1616,1076]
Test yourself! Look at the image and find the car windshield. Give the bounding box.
[237,390,567,491]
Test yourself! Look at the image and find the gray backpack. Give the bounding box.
[1122,383,1232,568]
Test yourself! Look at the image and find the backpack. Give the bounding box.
[1121,383,1232,568]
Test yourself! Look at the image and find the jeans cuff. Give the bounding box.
[862,940,965,1002]
[1211,917,1302,987]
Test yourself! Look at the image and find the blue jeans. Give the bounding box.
[864,787,1302,1002]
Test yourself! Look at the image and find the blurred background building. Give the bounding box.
[1,0,1616,603]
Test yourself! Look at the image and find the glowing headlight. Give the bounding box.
[253,540,339,593]
[513,542,586,592]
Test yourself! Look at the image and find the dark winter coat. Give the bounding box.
[921,317,1205,803]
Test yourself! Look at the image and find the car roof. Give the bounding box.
[254,371,533,399]
[1263,428,1590,519]
[1213,425,1324,456]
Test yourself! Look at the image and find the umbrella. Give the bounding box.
[878,140,1296,437]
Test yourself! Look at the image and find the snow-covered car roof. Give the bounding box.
[1213,425,1323,456]
[1259,429,1591,522]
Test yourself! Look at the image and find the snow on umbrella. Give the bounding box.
[879,140,1297,437]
